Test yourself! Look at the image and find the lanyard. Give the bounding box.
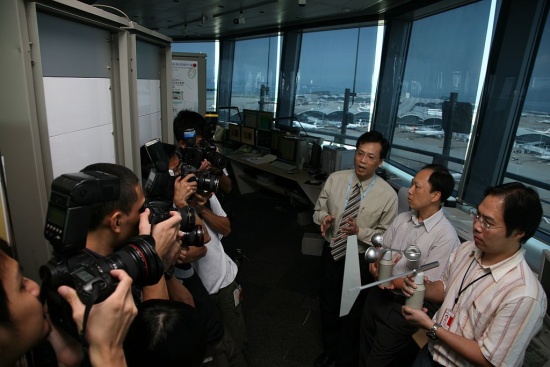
[344,173,377,205]
[454,258,491,307]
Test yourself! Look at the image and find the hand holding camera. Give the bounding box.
[57,269,137,366]
[173,173,198,207]
[145,209,183,270]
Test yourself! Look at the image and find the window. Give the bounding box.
[388,1,494,186]
[172,42,218,110]
[294,27,381,145]
[229,36,281,122]
[505,9,550,235]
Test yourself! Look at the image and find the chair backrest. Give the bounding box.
[398,186,409,214]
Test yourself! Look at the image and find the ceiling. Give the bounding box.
[81,0,420,41]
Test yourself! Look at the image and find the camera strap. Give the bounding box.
[79,286,101,353]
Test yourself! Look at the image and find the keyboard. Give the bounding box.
[269,160,297,171]
[524,337,550,367]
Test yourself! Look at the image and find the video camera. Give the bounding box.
[40,171,164,340]
[141,138,205,246]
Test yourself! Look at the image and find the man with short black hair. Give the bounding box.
[82,163,183,301]
[313,130,398,367]
[402,182,546,366]
[360,164,460,366]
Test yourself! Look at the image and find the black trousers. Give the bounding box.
[359,286,419,367]
[319,242,373,367]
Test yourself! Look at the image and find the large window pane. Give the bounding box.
[172,42,218,110]
[505,9,550,235]
[389,1,493,183]
[295,27,380,145]
[229,36,281,122]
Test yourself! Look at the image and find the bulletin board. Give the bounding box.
[172,52,206,116]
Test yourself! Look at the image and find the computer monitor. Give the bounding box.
[539,250,550,326]
[228,123,241,144]
[256,129,272,151]
[277,137,298,163]
[258,111,274,131]
[240,126,256,146]
[243,109,258,128]
[271,130,288,152]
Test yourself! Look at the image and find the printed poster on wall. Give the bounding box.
[172,59,199,115]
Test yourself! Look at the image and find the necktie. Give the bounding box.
[331,183,361,261]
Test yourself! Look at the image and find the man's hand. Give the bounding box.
[198,159,211,173]
[321,215,335,237]
[173,173,198,208]
[57,269,137,367]
[46,305,83,367]
[150,211,182,269]
[340,216,359,236]
[401,305,432,330]
[402,273,418,297]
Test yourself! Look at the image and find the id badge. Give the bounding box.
[233,285,242,307]
[441,308,455,330]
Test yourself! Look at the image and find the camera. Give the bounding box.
[178,130,228,170]
[40,171,164,339]
[145,200,205,247]
[141,138,207,245]
[179,162,220,195]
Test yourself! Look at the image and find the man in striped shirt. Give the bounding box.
[402,182,546,367]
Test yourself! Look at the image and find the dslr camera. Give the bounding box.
[179,138,228,171]
[40,171,164,340]
[142,138,205,246]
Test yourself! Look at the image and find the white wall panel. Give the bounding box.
[43,77,112,136]
[49,123,115,177]
[139,111,162,145]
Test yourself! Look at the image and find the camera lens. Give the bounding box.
[182,225,205,247]
[196,173,219,193]
[206,151,228,169]
[107,235,164,286]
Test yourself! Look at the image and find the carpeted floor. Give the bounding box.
[222,190,324,367]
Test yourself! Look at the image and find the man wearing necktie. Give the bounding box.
[313,130,398,367]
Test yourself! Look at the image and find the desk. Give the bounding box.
[222,149,322,206]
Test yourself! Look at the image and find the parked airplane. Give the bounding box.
[297,120,323,129]
[413,128,444,138]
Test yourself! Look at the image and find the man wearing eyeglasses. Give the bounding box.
[402,182,546,367]
[313,130,398,367]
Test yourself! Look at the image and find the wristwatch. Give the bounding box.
[426,322,441,340]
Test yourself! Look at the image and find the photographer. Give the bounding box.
[0,238,136,367]
[173,109,232,195]
[186,190,247,353]
[80,163,183,301]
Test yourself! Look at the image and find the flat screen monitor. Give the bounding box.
[228,123,241,144]
[539,250,550,326]
[271,130,288,152]
[243,109,258,128]
[256,129,272,151]
[277,137,298,163]
[258,111,274,131]
[240,126,256,146]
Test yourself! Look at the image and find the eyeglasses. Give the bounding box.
[355,150,379,162]
[468,209,498,231]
